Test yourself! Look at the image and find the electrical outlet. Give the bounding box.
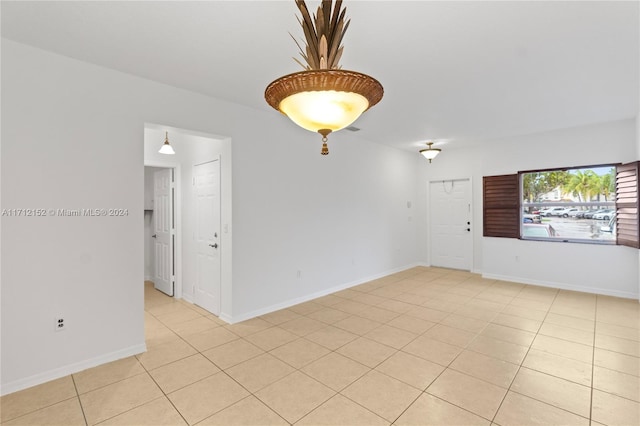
[54,317,66,332]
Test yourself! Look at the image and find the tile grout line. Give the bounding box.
[146,298,294,424]
[293,269,451,424]
[337,269,468,424]
[135,358,192,426]
[397,275,525,422]
[489,289,600,424]
[487,283,558,424]
[369,276,519,423]
[590,295,599,424]
[6,271,634,426]
[291,299,403,424]
[390,274,522,423]
[145,289,291,424]
[155,274,588,424]
[153,280,629,424]
[69,375,89,426]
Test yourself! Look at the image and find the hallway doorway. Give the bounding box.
[143,124,231,318]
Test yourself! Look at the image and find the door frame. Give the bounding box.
[143,123,233,322]
[145,161,183,299]
[427,176,474,271]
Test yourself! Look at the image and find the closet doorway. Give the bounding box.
[144,166,176,296]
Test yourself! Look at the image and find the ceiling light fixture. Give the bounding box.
[158,131,175,155]
[420,142,441,163]
[265,0,383,155]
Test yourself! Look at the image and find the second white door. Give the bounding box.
[154,168,174,296]
[193,160,221,315]
[429,179,472,271]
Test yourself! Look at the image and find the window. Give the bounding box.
[482,161,640,248]
[521,166,616,243]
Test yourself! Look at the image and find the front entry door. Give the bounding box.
[194,160,221,315]
[153,168,174,296]
[430,179,472,271]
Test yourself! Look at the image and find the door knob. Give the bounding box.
[152,234,157,238]
[209,243,218,248]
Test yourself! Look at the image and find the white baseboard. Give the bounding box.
[225,263,423,324]
[482,272,639,300]
[219,312,233,324]
[417,261,483,276]
[0,343,147,396]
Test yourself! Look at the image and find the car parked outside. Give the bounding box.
[593,209,615,220]
[548,207,568,217]
[567,209,582,218]
[522,223,559,238]
[584,209,608,219]
[575,210,590,219]
[540,207,564,217]
[539,208,553,217]
[558,208,579,218]
[601,214,616,233]
[523,214,541,223]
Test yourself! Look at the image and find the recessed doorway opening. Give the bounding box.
[143,124,232,318]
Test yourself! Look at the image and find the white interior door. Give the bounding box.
[194,160,221,315]
[153,169,174,296]
[430,179,472,271]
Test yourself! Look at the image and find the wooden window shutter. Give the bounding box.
[483,174,519,238]
[616,162,639,248]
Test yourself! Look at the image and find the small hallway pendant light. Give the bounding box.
[265,0,383,155]
[159,131,175,155]
[420,142,441,163]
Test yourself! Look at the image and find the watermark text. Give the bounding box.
[2,208,129,217]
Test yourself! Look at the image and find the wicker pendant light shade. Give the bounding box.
[265,0,383,155]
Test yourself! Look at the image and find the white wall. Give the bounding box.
[228,120,420,321]
[0,39,420,393]
[418,118,639,299]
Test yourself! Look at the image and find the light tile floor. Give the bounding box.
[2,267,639,425]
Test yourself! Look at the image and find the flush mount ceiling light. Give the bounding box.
[420,142,441,163]
[158,131,175,155]
[265,0,383,155]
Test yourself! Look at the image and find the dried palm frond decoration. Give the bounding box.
[265,0,383,155]
[291,0,349,71]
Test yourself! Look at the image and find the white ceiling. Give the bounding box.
[2,1,638,152]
